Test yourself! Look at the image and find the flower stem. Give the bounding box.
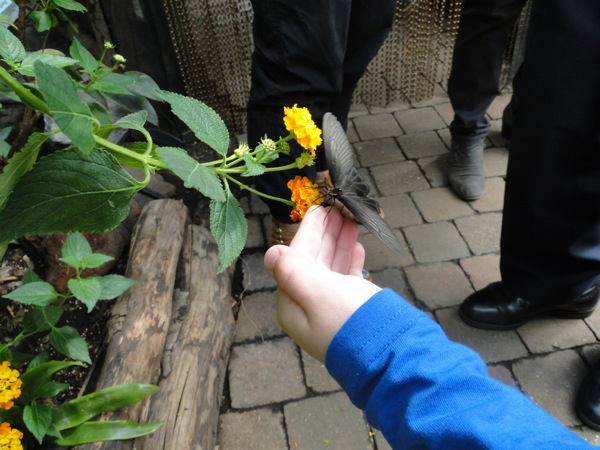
[223,174,294,206]
[0,66,50,114]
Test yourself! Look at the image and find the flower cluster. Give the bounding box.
[0,362,21,410]
[0,422,23,450]
[283,104,323,156]
[0,362,23,449]
[287,176,324,221]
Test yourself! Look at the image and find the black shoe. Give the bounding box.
[576,360,600,430]
[459,282,599,330]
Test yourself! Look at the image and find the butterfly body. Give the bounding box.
[322,113,404,256]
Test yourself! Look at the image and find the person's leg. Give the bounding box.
[448,0,526,143]
[459,0,600,328]
[328,0,396,134]
[247,0,352,224]
[446,0,527,200]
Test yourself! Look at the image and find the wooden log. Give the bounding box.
[135,224,235,450]
[78,199,188,450]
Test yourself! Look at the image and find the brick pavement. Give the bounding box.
[215,91,600,449]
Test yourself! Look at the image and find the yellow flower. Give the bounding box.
[0,422,23,450]
[287,176,324,221]
[0,362,21,410]
[283,105,322,156]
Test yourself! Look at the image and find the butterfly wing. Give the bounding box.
[339,191,405,257]
[323,112,404,256]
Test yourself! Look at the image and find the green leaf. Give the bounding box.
[22,305,63,334]
[158,90,230,155]
[242,154,266,177]
[34,61,95,154]
[52,383,159,431]
[53,0,87,12]
[210,194,247,273]
[0,26,25,64]
[30,10,53,32]
[97,274,136,300]
[80,253,114,269]
[59,231,92,267]
[4,281,60,306]
[0,148,140,242]
[156,146,226,201]
[68,277,101,311]
[22,268,44,284]
[24,403,53,444]
[20,360,86,404]
[69,38,98,73]
[18,52,78,77]
[0,127,10,157]
[114,110,148,134]
[121,71,162,101]
[33,380,69,399]
[0,132,49,210]
[49,326,91,363]
[54,420,163,445]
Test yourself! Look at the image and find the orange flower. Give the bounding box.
[0,422,23,450]
[287,176,324,221]
[0,362,21,411]
[283,105,322,156]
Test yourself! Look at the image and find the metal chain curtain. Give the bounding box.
[160,0,529,134]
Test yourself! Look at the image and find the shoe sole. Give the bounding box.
[458,307,597,331]
[576,407,600,431]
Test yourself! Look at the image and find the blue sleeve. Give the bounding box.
[325,289,592,449]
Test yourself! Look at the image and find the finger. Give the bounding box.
[329,216,360,274]
[348,241,366,278]
[288,206,329,263]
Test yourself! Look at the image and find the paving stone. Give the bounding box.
[487,92,512,120]
[437,127,452,148]
[218,408,287,450]
[397,130,448,159]
[487,364,517,388]
[394,107,446,134]
[403,222,471,263]
[483,147,509,178]
[371,267,412,299]
[353,113,402,140]
[348,120,360,143]
[581,344,600,366]
[362,230,414,270]
[234,291,284,343]
[471,177,505,213]
[455,212,502,255]
[433,101,454,126]
[436,307,529,363]
[354,138,405,167]
[459,254,501,291]
[583,310,600,340]
[513,350,588,426]
[368,99,411,114]
[228,337,306,408]
[573,427,600,446]
[405,262,474,309]
[370,160,430,195]
[301,350,341,393]
[249,192,270,215]
[487,120,511,148]
[241,251,276,292]
[417,155,446,188]
[244,215,265,249]
[377,194,423,228]
[517,318,597,354]
[411,187,474,222]
[284,392,372,450]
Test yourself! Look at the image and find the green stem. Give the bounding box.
[93,135,168,171]
[0,66,50,115]
[264,162,299,172]
[223,174,294,206]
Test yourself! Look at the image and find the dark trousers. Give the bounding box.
[247,0,396,222]
[448,0,527,144]
[500,0,600,302]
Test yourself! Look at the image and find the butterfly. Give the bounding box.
[321,112,405,257]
